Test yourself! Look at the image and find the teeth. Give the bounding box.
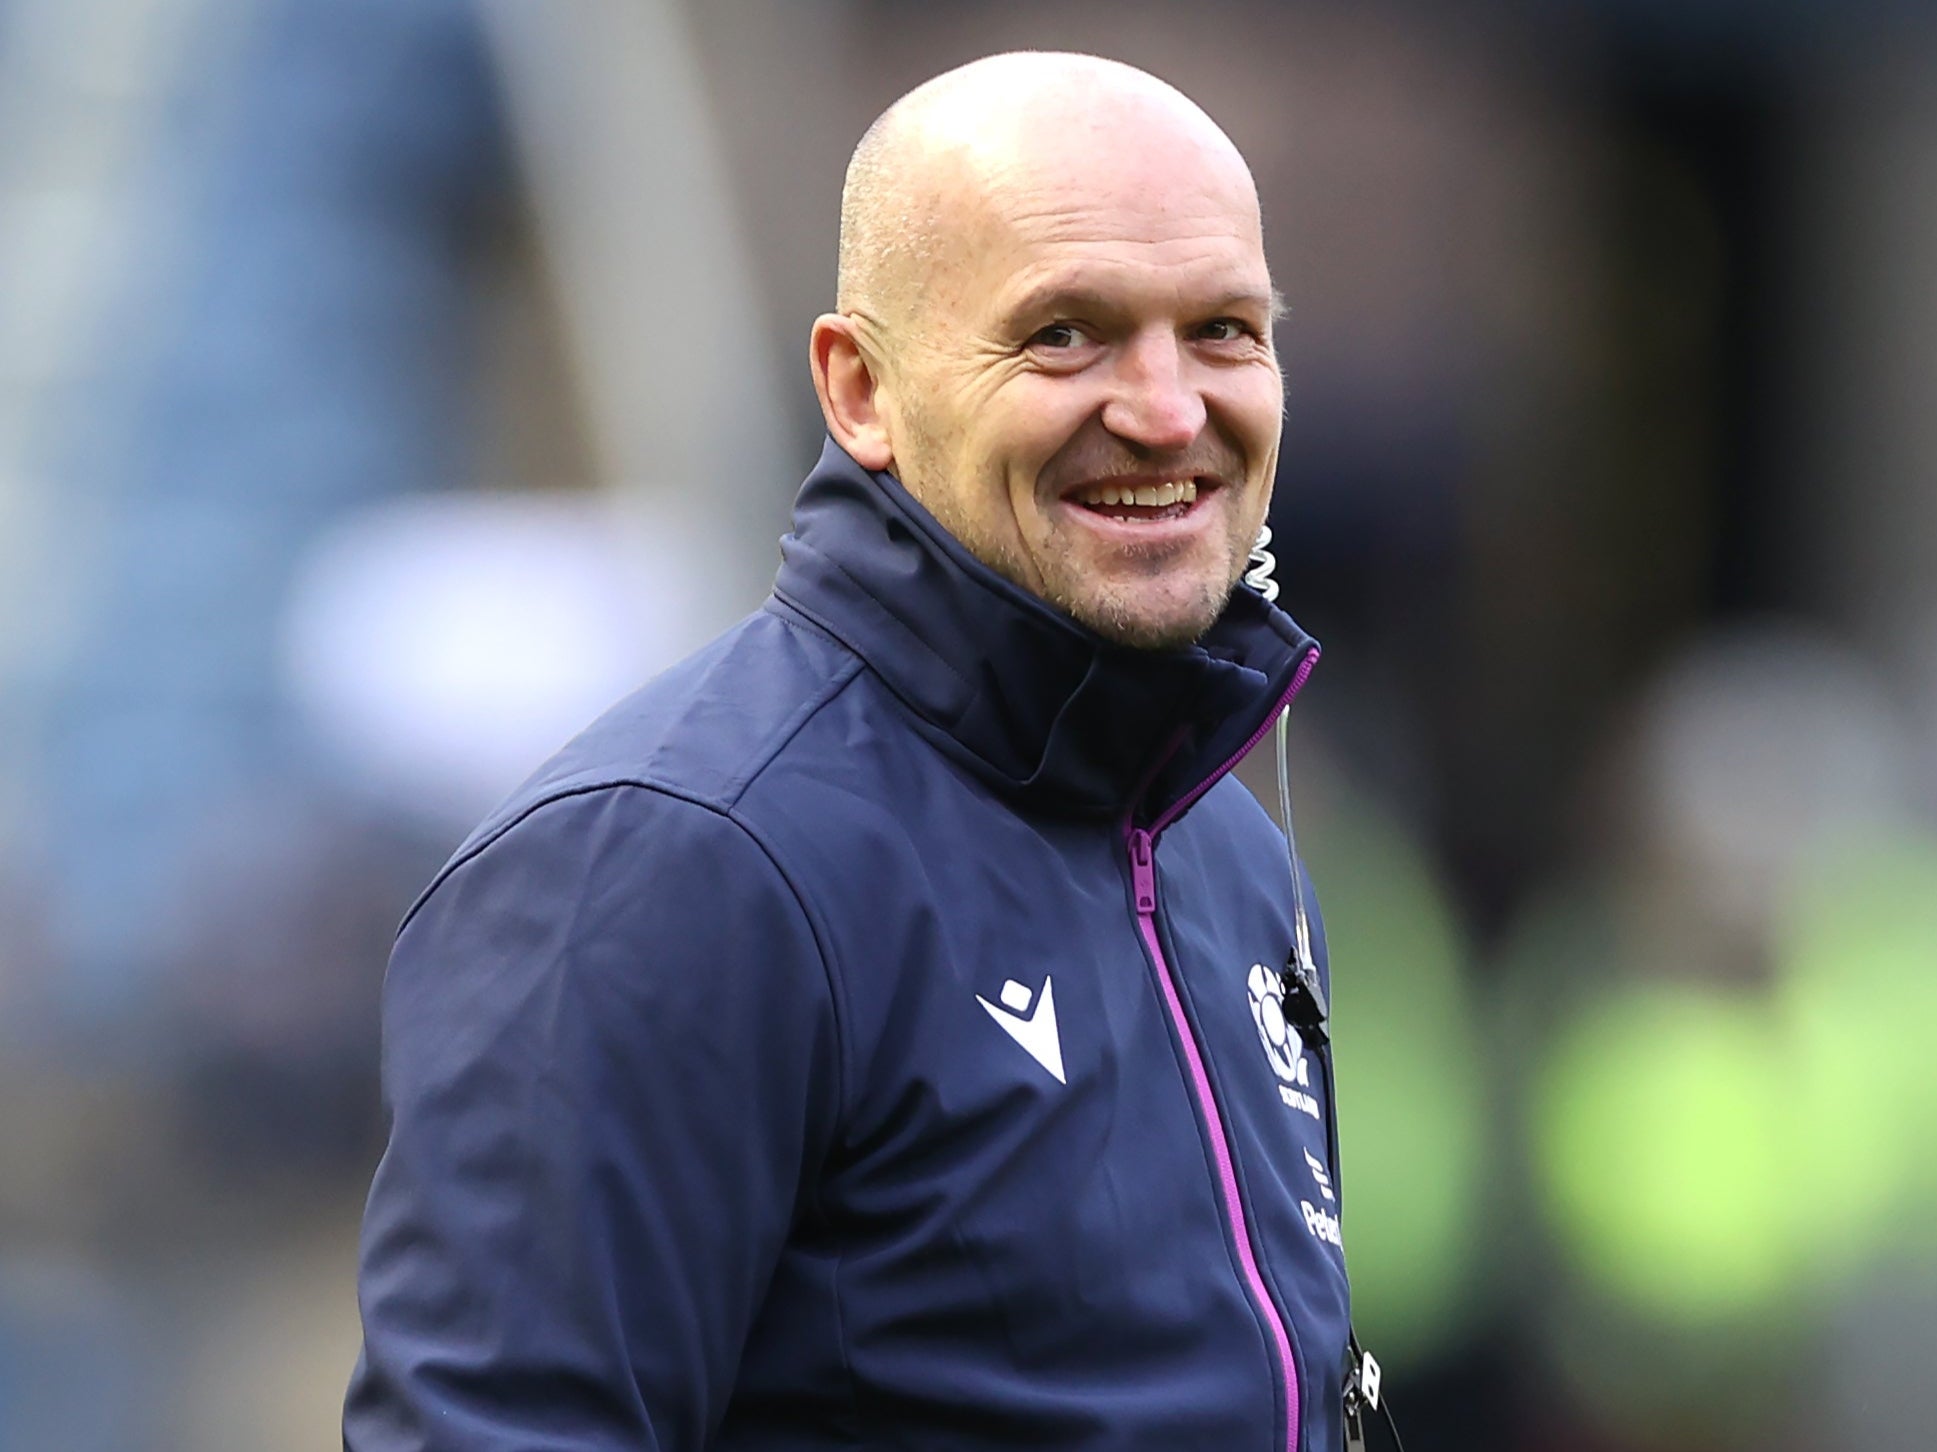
[1074,478,1200,508]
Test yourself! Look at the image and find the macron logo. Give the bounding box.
[976,977,1066,1084]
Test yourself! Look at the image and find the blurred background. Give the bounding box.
[2,0,1934,1446]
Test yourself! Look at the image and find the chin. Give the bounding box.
[1061,583,1232,652]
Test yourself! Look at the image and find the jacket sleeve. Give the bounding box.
[343,784,843,1452]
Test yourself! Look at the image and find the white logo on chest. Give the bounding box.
[1246,963,1320,1120]
[976,977,1066,1084]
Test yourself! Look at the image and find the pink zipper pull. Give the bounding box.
[1129,829,1157,915]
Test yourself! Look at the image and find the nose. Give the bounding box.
[1100,330,1206,453]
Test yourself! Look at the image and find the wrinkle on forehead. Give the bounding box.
[837,53,1265,338]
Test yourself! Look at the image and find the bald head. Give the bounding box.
[810,53,1283,651]
[836,52,1262,332]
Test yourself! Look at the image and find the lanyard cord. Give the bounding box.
[1271,705,1407,1452]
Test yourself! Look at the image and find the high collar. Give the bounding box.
[770,439,1318,825]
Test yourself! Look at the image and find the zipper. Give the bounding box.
[1130,827,1299,1452]
[1125,644,1321,1452]
[1147,648,1318,837]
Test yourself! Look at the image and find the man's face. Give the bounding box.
[878,119,1283,651]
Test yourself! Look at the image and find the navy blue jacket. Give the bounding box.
[345,441,1351,1451]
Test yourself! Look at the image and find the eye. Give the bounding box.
[1196,317,1261,344]
[1028,321,1090,350]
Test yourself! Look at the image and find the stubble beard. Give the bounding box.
[1030,525,1245,650]
[889,399,1254,652]
[902,459,1248,652]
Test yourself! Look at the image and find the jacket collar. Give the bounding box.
[770,439,1318,823]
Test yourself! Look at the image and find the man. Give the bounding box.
[346,51,1356,1452]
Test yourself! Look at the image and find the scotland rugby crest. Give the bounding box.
[1247,963,1320,1118]
[1246,962,1306,1082]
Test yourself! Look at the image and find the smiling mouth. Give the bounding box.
[1067,477,1205,523]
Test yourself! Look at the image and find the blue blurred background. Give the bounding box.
[2,0,1934,1446]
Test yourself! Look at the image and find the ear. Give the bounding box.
[809,314,895,471]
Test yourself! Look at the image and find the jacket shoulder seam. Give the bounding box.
[718,609,867,809]
[398,777,855,1129]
